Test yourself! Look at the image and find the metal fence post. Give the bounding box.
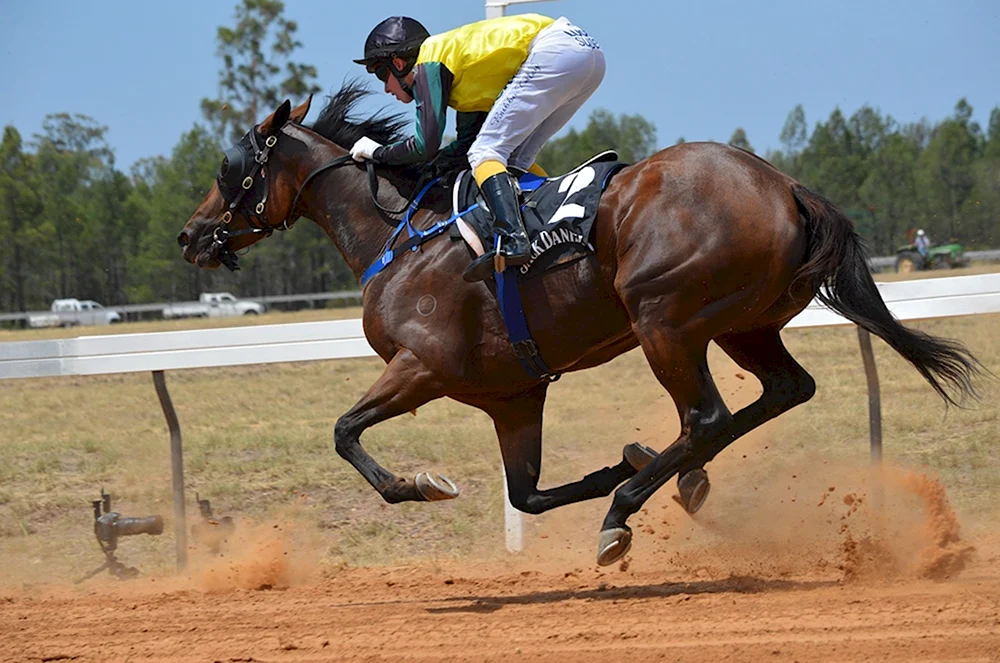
[856,327,885,514]
[856,327,882,464]
[152,370,187,570]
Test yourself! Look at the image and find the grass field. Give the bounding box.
[1,266,997,583]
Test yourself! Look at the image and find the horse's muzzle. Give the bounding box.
[177,227,222,269]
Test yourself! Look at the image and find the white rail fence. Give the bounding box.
[2,274,998,563]
[2,260,998,327]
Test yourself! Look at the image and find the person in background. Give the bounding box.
[915,229,930,258]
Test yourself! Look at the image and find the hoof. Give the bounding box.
[675,468,710,514]
[623,442,657,471]
[596,527,632,566]
[415,472,460,501]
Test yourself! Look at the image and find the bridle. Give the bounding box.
[211,122,433,271]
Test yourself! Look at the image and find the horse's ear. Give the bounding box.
[262,100,292,136]
[289,95,312,125]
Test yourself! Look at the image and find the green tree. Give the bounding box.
[780,104,808,156]
[798,108,866,208]
[769,104,807,174]
[86,169,136,303]
[201,0,321,144]
[915,99,980,241]
[964,106,1000,246]
[791,106,887,243]
[196,0,326,297]
[985,107,1000,160]
[118,159,164,302]
[858,134,920,253]
[901,118,933,149]
[728,127,754,153]
[848,105,891,156]
[0,126,44,312]
[31,113,115,300]
[137,126,233,301]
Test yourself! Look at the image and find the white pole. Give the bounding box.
[484,0,556,554]
[502,468,524,552]
[485,0,559,20]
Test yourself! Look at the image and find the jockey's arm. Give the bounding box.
[373,62,453,166]
[439,111,487,160]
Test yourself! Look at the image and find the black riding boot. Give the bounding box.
[463,172,531,283]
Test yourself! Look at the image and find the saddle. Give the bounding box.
[451,151,626,279]
[359,150,628,381]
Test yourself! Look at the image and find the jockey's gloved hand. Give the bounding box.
[350,137,383,161]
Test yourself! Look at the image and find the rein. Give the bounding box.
[366,162,434,225]
[210,123,561,383]
[212,122,434,270]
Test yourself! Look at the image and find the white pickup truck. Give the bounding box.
[162,292,266,319]
[29,299,123,328]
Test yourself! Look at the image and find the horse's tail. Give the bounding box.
[790,183,982,406]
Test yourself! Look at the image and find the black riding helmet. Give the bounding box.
[354,16,430,92]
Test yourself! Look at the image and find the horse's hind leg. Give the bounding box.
[713,327,817,449]
[672,325,818,513]
[334,348,458,504]
[597,325,816,565]
[483,384,652,515]
[597,324,734,564]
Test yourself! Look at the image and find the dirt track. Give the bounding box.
[3,561,1000,663]
[5,480,1000,663]
[5,370,999,662]
[4,453,1000,662]
[6,442,999,662]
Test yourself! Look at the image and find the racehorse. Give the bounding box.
[178,84,981,566]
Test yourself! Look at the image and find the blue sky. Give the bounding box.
[2,0,998,170]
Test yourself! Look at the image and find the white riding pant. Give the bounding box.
[467,17,606,173]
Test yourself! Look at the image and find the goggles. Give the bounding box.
[367,61,391,83]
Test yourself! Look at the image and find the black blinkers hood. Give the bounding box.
[219,145,249,192]
[217,130,257,197]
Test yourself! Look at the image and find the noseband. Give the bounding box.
[211,123,430,271]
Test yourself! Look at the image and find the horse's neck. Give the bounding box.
[297,147,402,280]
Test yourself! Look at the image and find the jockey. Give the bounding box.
[351,14,606,282]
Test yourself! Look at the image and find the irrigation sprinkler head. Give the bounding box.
[191,492,235,553]
[75,489,164,584]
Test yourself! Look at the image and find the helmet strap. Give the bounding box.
[388,57,416,98]
[397,75,414,98]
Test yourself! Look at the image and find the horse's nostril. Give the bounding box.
[177,230,190,247]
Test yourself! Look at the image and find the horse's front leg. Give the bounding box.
[485,385,655,515]
[335,348,457,504]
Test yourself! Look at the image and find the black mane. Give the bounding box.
[305,80,452,212]
[310,80,410,151]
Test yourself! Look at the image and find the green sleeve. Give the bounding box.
[373,62,453,165]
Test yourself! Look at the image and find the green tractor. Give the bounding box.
[894,241,969,273]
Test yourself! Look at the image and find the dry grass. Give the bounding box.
[1,266,997,582]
